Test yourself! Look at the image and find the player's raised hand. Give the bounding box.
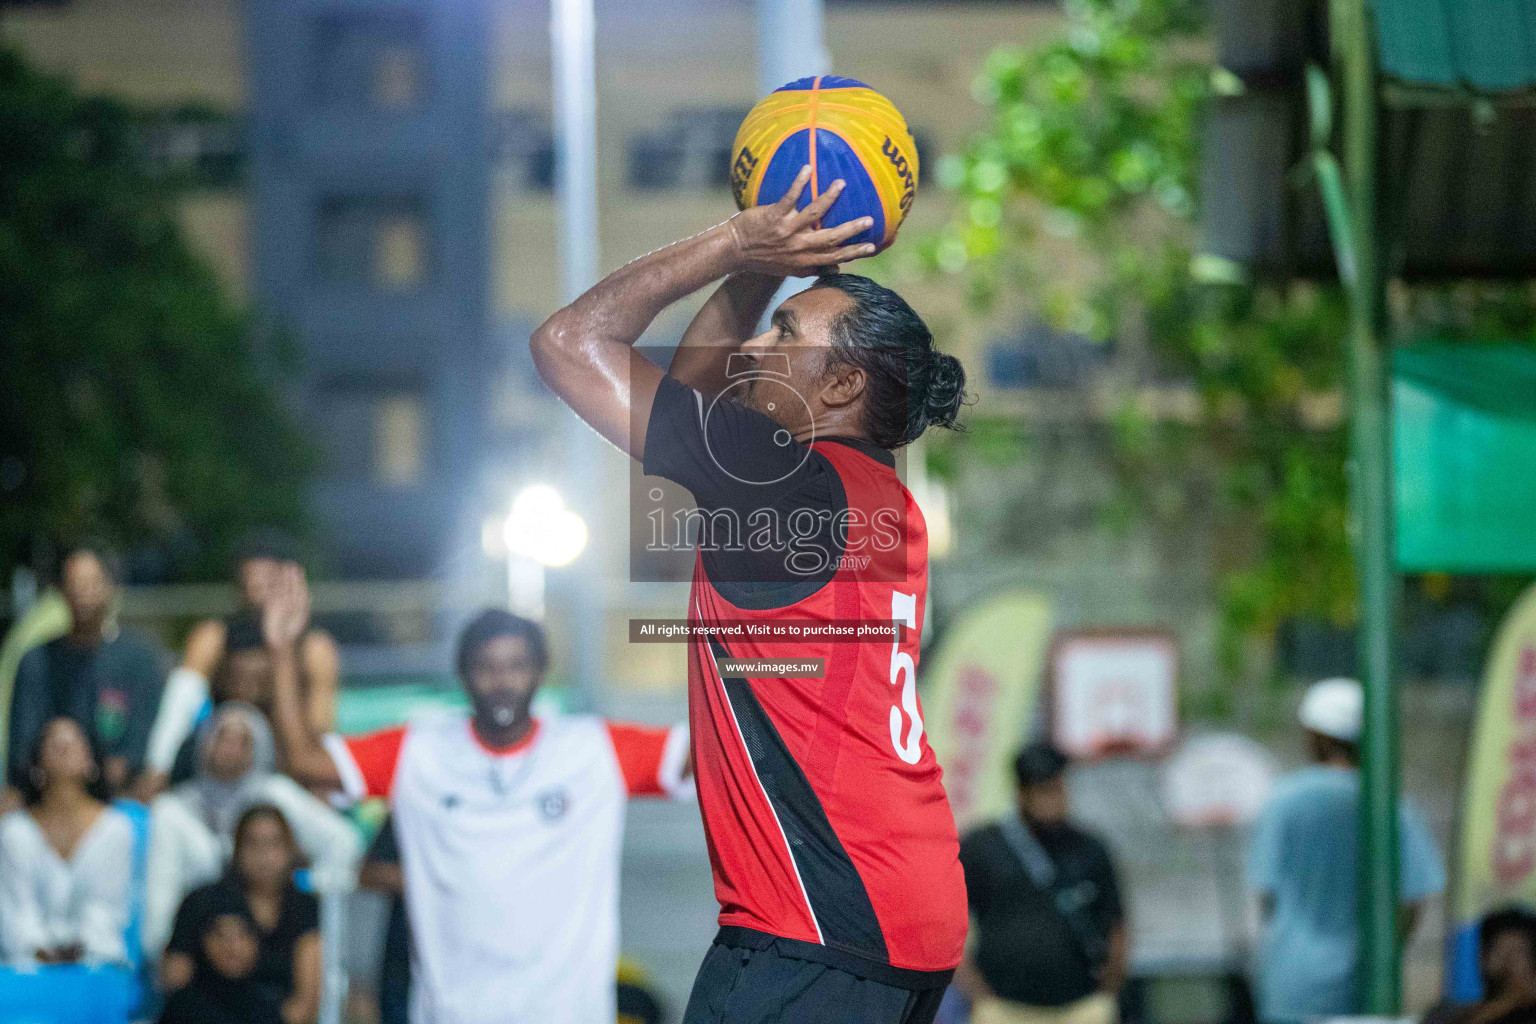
[262,563,311,652]
[728,165,877,276]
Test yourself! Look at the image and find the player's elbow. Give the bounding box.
[294,752,342,793]
[530,311,578,386]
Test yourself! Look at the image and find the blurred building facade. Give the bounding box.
[0,0,1051,685]
[8,0,1480,699]
[245,0,496,584]
[2,3,1485,1013]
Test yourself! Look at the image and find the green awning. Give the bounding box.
[1395,343,1536,571]
[1395,342,1536,422]
[1374,0,1536,93]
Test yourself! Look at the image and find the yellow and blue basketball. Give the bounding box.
[731,76,919,251]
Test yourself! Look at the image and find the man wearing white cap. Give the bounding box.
[1246,677,1445,1024]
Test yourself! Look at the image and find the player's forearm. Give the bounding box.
[268,642,342,788]
[143,666,211,774]
[534,221,740,362]
[358,861,405,897]
[301,632,339,734]
[670,272,784,396]
[1100,924,1128,993]
[285,933,322,1024]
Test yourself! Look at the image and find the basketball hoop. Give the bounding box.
[1049,629,1179,759]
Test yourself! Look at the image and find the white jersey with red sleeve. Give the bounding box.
[322,712,689,1024]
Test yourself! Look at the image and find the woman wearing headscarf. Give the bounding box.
[144,702,359,959]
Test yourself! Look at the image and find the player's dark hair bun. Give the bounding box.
[908,349,966,442]
[811,273,969,450]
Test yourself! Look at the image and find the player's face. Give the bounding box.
[206,717,256,782]
[61,551,113,630]
[235,814,295,891]
[465,634,543,730]
[1019,777,1070,828]
[35,718,96,789]
[218,648,274,707]
[237,556,281,607]
[203,914,260,980]
[736,287,857,434]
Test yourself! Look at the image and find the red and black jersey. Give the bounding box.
[644,374,967,987]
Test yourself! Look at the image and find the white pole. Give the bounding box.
[317,890,347,1024]
[756,0,828,311]
[552,0,598,301]
[507,554,547,620]
[550,0,602,704]
[756,0,827,96]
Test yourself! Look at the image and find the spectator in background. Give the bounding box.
[1248,677,1446,1024]
[0,579,71,809]
[158,901,283,1024]
[358,816,410,1024]
[165,619,286,782]
[163,804,321,1024]
[263,566,692,1024]
[1423,907,1536,1024]
[140,530,338,796]
[145,702,359,958]
[6,544,167,802]
[0,717,133,967]
[956,743,1127,1024]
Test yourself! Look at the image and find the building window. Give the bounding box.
[625,110,933,194]
[314,13,428,109]
[374,392,426,486]
[317,196,431,289]
[493,109,555,191]
[986,320,1112,389]
[139,110,245,188]
[373,43,422,109]
[627,109,748,192]
[317,378,428,487]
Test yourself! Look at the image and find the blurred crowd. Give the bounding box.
[0,537,686,1024]
[1,537,1531,1024]
[1,536,359,1024]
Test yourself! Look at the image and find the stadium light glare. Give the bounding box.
[504,484,588,568]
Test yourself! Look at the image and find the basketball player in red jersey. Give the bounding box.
[532,167,969,1024]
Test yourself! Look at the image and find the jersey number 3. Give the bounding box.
[889,591,923,764]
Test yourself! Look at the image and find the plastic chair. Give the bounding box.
[0,965,138,1024]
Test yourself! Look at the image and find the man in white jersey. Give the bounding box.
[260,566,691,1024]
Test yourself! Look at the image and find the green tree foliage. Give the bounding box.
[0,46,310,580]
[903,0,1355,677]
[914,0,1536,681]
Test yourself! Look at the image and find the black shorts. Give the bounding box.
[683,929,951,1024]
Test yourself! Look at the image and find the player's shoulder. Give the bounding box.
[958,820,1006,857]
[1060,822,1114,863]
[539,714,662,774]
[385,708,465,749]
[1273,765,1351,802]
[534,712,609,749]
[0,809,32,847]
[111,622,161,653]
